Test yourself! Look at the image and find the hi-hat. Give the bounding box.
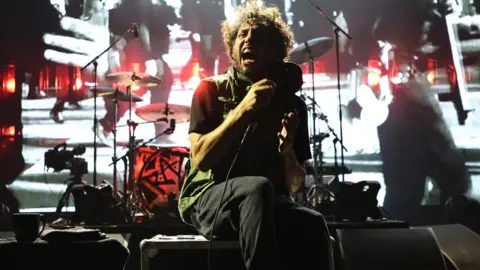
[106,72,162,87]
[89,87,143,102]
[136,103,191,123]
[288,37,334,65]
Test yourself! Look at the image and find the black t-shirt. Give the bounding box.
[188,79,312,195]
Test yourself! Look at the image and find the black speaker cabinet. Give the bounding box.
[422,224,480,270]
[335,228,448,270]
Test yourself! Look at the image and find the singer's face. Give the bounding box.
[232,23,278,78]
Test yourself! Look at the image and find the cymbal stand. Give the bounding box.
[303,42,320,181]
[112,87,120,195]
[125,75,139,211]
[307,0,351,182]
[304,94,349,185]
[301,40,328,209]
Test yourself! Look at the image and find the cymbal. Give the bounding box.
[105,72,162,87]
[89,87,143,102]
[136,103,190,123]
[288,37,334,65]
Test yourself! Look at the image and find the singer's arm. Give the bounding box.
[189,81,249,171]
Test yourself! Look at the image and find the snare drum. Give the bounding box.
[134,145,190,213]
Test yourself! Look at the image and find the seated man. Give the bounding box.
[178,2,331,270]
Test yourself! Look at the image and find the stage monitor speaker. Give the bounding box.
[336,228,447,270]
[420,224,480,270]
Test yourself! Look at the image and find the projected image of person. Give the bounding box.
[179,0,229,78]
[44,0,178,143]
[342,0,479,223]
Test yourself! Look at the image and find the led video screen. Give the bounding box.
[6,0,480,212]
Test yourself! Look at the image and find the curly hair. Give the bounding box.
[221,1,294,62]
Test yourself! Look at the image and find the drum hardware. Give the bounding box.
[116,119,169,128]
[88,86,144,102]
[86,86,144,195]
[110,119,177,167]
[301,93,349,211]
[134,145,189,218]
[288,37,333,66]
[135,103,191,124]
[306,0,352,183]
[109,120,176,220]
[80,23,139,187]
[110,99,178,221]
[105,71,162,87]
[112,88,120,195]
[288,33,336,209]
[290,37,332,210]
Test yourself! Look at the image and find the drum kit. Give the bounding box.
[81,71,191,220]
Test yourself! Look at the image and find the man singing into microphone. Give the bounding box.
[178,2,331,269]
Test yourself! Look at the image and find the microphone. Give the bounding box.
[169,118,176,132]
[132,23,139,38]
[240,62,303,146]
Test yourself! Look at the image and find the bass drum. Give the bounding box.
[134,146,190,216]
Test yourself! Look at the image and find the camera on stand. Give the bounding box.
[44,143,88,177]
[44,143,88,218]
[44,143,127,225]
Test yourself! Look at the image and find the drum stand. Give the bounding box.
[108,74,141,221]
[304,93,349,209]
[300,43,348,209]
[112,88,120,195]
[126,80,137,200]
[299,39,332,209]
[122,76,143,220]
[110,74,176,221]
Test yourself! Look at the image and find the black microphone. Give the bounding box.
[240,62,303,145]
[169,118,176,131]
[132,23,139,38]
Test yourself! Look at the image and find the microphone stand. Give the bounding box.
[307,0,351,182]
[81,26,135,187]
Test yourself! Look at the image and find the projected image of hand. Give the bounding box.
[43,16,110,78]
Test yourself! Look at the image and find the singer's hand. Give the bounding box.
[277,112,298,155]
[238,78,276,116]
[43,16,110,78]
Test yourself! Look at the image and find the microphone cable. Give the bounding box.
[207,123,254,270]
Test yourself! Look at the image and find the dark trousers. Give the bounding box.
[190,176,331,270]
[378,82,471,224]
[51,90,85,112]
